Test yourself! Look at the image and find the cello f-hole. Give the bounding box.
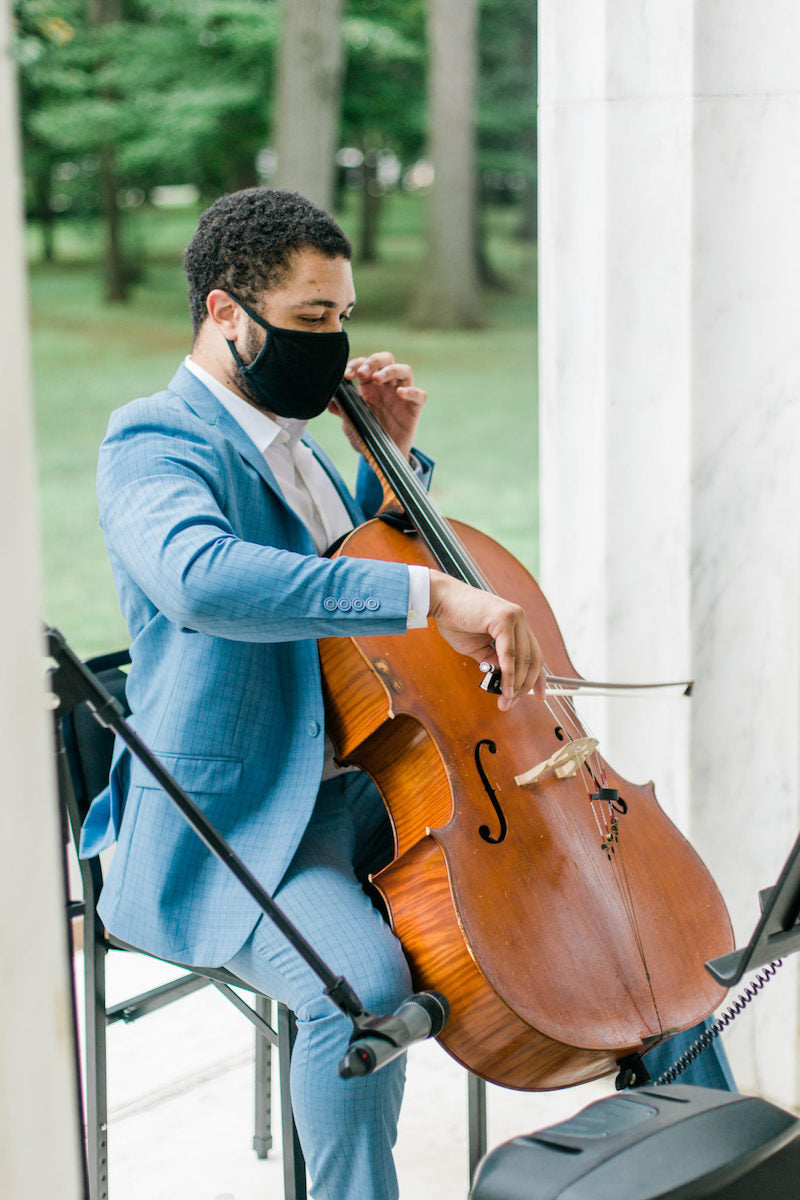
[475,739,508,844]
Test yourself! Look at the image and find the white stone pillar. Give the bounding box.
[0,2,85,1194]
[539,0,800,1105]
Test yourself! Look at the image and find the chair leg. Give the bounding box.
[468,1072,487,1183]
[277,1003,307,1200]
[84,913,110,1200]
[252,994,273,1159]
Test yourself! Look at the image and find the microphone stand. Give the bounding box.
[46,625,428,1057]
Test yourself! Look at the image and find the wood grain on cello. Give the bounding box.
[319,380,733,1091]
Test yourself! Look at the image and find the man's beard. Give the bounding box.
[233,323,271,409]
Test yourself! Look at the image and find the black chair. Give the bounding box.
[57,649,307,1200]
[56,648,488,1200]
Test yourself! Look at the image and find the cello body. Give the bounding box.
[319,516,733,1091]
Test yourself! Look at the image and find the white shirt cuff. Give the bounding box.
[406,565,431,629]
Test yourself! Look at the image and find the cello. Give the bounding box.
[319,379,733,1090]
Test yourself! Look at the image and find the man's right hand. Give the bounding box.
[427,570,544,712]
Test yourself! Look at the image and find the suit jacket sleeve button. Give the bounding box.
[365,597,380,611]
[323,596,338,611]
[307,721,321,737]
[337,598,352,611]
[352,598,365,611]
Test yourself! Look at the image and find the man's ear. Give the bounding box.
[206,289,242,339]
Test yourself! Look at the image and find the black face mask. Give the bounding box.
[224,291,349,420]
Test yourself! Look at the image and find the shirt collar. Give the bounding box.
[184,356,309,454]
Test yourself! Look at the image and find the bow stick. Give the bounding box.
[544,675,693,698]
[480,664,693,700]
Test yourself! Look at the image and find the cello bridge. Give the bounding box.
[514,736,599,788]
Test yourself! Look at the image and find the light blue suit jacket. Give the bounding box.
[81,364,429,966]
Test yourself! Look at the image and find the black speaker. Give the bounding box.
[469,1085,800,1199]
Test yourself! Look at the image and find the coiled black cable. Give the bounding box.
[654,960,783,1085]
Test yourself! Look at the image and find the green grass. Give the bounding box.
[31,192,538,656]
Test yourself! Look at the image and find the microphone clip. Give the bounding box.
[338,991,450,1079]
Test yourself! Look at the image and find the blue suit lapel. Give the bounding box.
[166,363,365,532]
[168,364,292,509]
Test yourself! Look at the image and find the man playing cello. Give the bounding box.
[81,187,733,1199]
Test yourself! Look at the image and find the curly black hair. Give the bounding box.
[183,188,352,336]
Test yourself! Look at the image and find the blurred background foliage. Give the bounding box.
[14,0,538,654]
[16,0,535,287]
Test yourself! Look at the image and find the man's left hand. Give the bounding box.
[330,353,426,462]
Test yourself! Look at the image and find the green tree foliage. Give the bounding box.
[339,0,535,269]
[15,0,279,257]
[20,0,279,189]
[14,2,79,259]
[15,0,536,295]
[341,0,425,164]
[339,0,425,260]
[104,0,278,196]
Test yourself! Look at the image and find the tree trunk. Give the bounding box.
[31,165,55,263]
[98,146,126,301]
[411,0,483,328]
[273,0,345,212]
[88,0,127,302]
[475,182,508,289]
[359,148,382,263]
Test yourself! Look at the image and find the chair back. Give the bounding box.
[61,649,130,832]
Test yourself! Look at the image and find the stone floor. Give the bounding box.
[84,950,614,1200]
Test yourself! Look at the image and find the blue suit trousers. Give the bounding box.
[224,771,411,1200]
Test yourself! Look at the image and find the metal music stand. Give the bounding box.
[706,828,800,986]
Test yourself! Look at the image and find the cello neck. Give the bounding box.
[335,378,491,590]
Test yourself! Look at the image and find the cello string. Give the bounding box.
[571,746,664,1031]
[534,684,621,880]
[535,679,664,1033]
[598,810,665,1034]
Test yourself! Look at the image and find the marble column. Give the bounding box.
[0,1,84,1193]
[539,0,800,1105]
